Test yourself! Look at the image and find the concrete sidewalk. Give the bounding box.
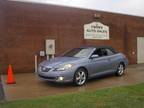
[1,64,144,101]
[0,76,5,102]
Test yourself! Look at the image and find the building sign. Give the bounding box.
[46,39,55,55]
[84,22,109,40]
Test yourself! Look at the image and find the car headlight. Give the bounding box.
[41,66,51,72]
[54,64,73,71]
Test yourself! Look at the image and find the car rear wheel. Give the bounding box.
[73,68,87,86]
[116,63,125,76]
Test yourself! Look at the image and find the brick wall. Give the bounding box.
[0,1,144,73]
[0,0,6,74]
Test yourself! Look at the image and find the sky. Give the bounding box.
[11,0,144,17]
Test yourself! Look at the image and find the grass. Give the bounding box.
[0,83,144,108]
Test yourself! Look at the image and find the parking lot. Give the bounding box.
[1,64,144,101]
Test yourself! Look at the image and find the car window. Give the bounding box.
[92,48,106,57]
[91,47,116,57]
[101,48,108,56]
[63,48,93,58]
[105,48,115,56]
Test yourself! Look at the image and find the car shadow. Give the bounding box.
[88,73,115,83]
[40,73,116,88]
[41,81,74,88]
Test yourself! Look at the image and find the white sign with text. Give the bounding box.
[84,22,109,40]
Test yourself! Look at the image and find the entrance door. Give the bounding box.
[137,37,144,63]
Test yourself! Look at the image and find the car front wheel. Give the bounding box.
[73,68,87,86]
[116,63,125,76]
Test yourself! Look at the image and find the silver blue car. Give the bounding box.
[38,46,128,86]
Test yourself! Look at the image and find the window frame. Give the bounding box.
[90,47,117,58]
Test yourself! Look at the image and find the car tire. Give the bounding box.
[73,68,87,86]
[116,63,125,76]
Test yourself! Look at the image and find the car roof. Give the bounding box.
[79,45,118,53]
[80,45,112,49]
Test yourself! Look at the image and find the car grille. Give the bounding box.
[41,66,51,72]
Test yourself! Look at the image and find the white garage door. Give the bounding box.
[137,37,144,63]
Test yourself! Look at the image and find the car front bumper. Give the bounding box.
[37,67,76,83]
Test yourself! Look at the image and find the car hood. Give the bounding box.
[39,57,80,68]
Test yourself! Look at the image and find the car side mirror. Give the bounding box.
[90,54,99,59]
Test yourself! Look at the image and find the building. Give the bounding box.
[0,0,144,74]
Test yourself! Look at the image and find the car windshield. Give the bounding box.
[62,48,93,58]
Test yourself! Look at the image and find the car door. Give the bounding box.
[104,48,119,72]
[89,48,112,77]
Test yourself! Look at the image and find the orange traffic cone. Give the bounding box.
[6,64,16,84]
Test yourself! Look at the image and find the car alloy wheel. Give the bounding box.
[74,68,87,86]
[116,63,124,76]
